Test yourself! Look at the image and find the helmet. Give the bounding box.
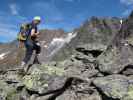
[33,16,41,21]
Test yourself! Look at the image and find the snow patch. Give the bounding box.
[120,19,123,25]
[47,32,77,57]
[0,52,10,60]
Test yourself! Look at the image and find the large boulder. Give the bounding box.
[56,85,102,100]
[20,62,98,100]
[62,58,99,79]
[0,80,19,100]
[93,75,133,100]
[22,64,65,94]
[98,11,133,74]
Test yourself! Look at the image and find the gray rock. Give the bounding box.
[98,45,133,74]
[61,58,98,79]
[93,75,133,99]
[56,86,102,100]
[0,80,19,100]
[97,12,133,74]
[122,65,133,76]
[22,64,66,94]
[74,51,96,62]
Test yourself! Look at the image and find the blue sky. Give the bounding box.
[0,0,133,43]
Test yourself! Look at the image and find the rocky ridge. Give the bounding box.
[0,12,133,100]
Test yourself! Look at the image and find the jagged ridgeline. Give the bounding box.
[52,17,121,61]
[1,11,133,100]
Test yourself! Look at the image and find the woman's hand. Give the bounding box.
[31,29,39,37]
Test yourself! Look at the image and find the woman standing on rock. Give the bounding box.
[17,16,42,70]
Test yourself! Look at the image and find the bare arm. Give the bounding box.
[31,29,39,37]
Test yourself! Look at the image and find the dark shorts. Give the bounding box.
[23,40,41,64]
[25,40,41,54]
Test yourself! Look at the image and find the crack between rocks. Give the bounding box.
[93,60,110,76]
[90,82,120,100]
[25,77,84,100]
[119,64,133,76]
[76,48,103,58]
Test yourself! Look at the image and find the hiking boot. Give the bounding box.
[20,62,26,68]
[16,62,27,75]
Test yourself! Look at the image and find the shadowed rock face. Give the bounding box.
[98,11,133,74]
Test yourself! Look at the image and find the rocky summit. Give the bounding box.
[1,11,133,100]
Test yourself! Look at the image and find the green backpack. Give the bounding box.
[17,23,32,41]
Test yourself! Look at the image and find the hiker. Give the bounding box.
[17,16,42,68]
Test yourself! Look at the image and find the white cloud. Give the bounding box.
[52,0,80,3]
[0,3,28,42]
[122,9,132,16]
[0,27,17,42]
[64,0,74,2]
[0,23,17,37]
[0,8,29,42]
[0,15,18,42]
[120,0,133,5]
[64,0,80,2]
[9,3,19,15]
[31,1,64,23]
[119,0,133,16]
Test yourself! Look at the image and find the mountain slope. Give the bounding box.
[0,29,66,70]
[1,12,133,100]
[52,17,121,61]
